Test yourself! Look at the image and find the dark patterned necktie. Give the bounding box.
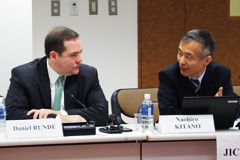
[190,78,200,96]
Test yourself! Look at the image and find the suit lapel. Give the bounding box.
[199,63,215,95]
[64,75,79,109]
[174,62,195,97]
[179,73,195,97]
[38,57,51,109]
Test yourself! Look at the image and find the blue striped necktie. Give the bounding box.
[190,78,200,96]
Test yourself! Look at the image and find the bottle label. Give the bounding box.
[141,104,153,115]
[148,107,151,116]
[0,107,5,120]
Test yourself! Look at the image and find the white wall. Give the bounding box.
[0,0,137,115]
[0,0,32,96]
[32,0,138,114]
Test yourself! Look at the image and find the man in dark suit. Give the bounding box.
[158,29,237,115]
[6,26,108,126]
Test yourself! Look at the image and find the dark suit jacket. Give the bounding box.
[158,61,237,115]
[6,57,108,126]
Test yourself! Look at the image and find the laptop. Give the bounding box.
[181,96,240,129]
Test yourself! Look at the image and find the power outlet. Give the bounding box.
[69,0,78,16]
[51,0,60,16]
[89,0,98,15]
[109,0,117,15]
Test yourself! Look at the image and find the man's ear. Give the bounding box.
[205,55,212,66]
[49,51,58,63]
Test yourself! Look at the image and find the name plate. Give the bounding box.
[159,115,215,133]
[217,133,240,160]
[6,119,63,139]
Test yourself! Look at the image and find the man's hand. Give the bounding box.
[27,109,61,119]
[215,87,223,97]
[27,109,86,123]
[60,115,86,123]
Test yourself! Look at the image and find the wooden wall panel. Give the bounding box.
[185,0,240,85]
[139,0,240,88]
[138,0,186,88]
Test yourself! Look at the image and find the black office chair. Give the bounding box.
[110,88,160,125]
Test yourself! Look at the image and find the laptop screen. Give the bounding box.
[181,96,239,129]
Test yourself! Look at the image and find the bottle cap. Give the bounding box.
[144,94,151,99]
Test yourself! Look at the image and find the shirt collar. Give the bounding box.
[47,59,62,85]
[189,67,206,84]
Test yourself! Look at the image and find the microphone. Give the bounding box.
[69,93,90,124]
[62,93,96,136]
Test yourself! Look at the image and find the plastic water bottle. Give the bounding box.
[0,96,6,138]
[141,94,154,133]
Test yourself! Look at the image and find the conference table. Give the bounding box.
[0,124,240,160]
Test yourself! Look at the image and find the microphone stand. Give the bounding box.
[69,94,90,124]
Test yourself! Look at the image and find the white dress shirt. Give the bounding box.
[46,59,68,115]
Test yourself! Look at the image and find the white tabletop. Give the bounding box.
[1,124,240,147]
[0,126,146,147]
[146,129,240,141]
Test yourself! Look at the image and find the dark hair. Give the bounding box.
[44,26,79,58]
[181,29,215,59]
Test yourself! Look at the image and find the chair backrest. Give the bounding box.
[233,85,240,96]
[111,88,159,124]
